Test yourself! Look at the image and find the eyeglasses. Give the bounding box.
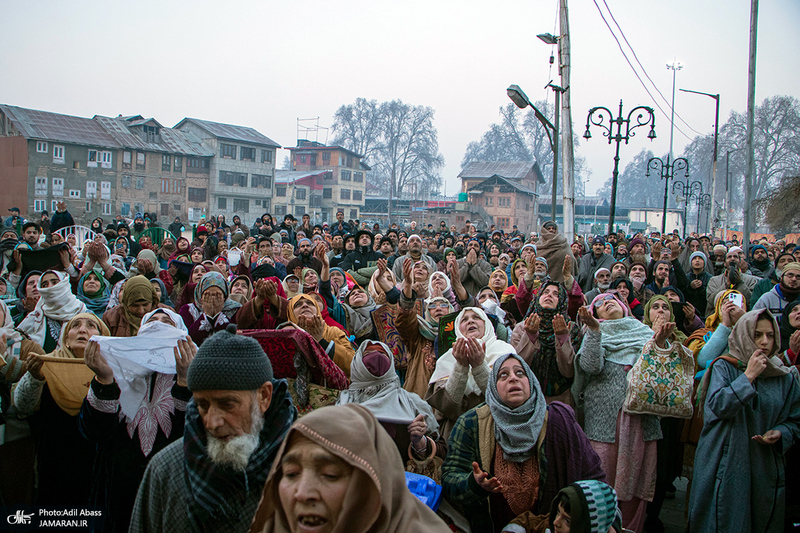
[428,303,451,309]
[593,294,617,308]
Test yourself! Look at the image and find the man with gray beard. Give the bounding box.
[129,325,297,533]
[584,267,612,303]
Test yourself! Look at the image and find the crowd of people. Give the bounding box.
[1,205,800,533]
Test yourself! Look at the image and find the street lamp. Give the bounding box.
[646,156,689,234]
[507,83,564,223]
[680,88,720,235]
[672,178,704,236]
[583,100,656,235]
[696,193,712,234]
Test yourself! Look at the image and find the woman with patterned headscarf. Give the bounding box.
[179,271,241,345]
[14,313,110,506]
[286,293,355,378]
[510,280,583,405]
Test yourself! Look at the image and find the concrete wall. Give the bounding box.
[0,136,29,217]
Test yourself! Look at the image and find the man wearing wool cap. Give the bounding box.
[129,325,297,533]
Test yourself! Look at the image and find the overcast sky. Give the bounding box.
[3,0,798,198]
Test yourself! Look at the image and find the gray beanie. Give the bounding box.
[187,325,274,391]
[689,251,707,264]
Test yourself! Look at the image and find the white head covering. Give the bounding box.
[428,271,451,296]
[337,340,438,438]
[0,300,25,380]
[429,306,515,396]
[18,270,88,348]
[139,308,188,334]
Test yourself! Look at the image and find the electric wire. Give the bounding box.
[600,0,704,136]
[591,0,693,141]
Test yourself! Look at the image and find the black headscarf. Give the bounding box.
[780,299,800,353]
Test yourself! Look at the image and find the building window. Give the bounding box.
[251,174,271,188]
[218,197,227,210]
[172,179,181,194]
[102,203,112,215]
[122,175,131,188]
[161,179,169,193]
[233,199,249,213]
[353,190,362,201]
[240,147,256,161]
[322,151,331,164]
[51,200,59,212]
[123,151,132,169]
[187,157,209,169]
[69,189,81,199]
[323,188,332,199]
[324,172,333,180]
[274,205,287,216]
[276,186,287,197]
[350,209,358,219]
[221,144,236,159]
[174,156,182,172]
[34,199,46,212]
[101,181,111,200]
[310,154,317,166]
[35,177,47,196]
[53,145,64,163]
[136,153,145,170]
[219,171,233,186]
[88,149,98,167]
[162,155,171,171]
[485,197,492,206]
[341,170,351,181]
[36,141,48,153]
[52,178,64,196]
[86,181,98,199]
[261,150,273,163]
[354,172,363,183]
[136,177,145,189]
[498,197,511,207]
[296,189,306,200]
[121,203,131,216]
[161,203,169,216]
[310,195,322,207]
[101,151,113,168]
[134,203,144,215]
[188,187,207,202]
[300,155,307,164]
[174,204,181,211]
[340,189,351,200]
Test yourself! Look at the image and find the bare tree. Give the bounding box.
[754,174,800,233]
[462,102,586,197]
[331,98,444,219]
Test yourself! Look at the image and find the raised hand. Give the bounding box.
[24,353,45,380]
[408,414,428,451]
[745,349,768,382]
[553,314,569,336]
[299,315,325,342]
[683,303,696,324]
[752,429,782,445]
[650,241,662,261]
[466,248,478,266]
[472,462,503,493]
[578,306,600,332]
[669,241,681,261]
[293,266,303,279]
[174,336,197,387]
[562,254,572,281]
[452,338,470,367]
[201,289,225,317]
[465,337,485,368]
[84,341,114,385]
[791,330,800,356]
[523,313,541,335]
[315,242,328,265]
[654,321,676,348]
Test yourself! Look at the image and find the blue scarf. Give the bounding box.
[77,271,111,317]
[183,380,296,531]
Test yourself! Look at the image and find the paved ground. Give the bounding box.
[658,476,688,533]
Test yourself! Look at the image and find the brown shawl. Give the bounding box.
[536,223,577,283]
[249,404,451,533]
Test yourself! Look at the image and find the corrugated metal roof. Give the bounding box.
[467,174,538,196]
[0,104,119,149]
[175,117,281,148]
[94,115,214,157]
[458,161,534,180]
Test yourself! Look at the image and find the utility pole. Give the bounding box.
[559,0,575,244]
[743,0,759,256]
[666,61,683,169]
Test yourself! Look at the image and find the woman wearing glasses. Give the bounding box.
[574,291,666,533]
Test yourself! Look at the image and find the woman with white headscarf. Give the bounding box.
[79,307,195,532]
[337,340,446,470]
[425,305,516,440]
[18,270,88,353]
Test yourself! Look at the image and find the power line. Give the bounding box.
[600,0,704,137]
[590,0,692,141]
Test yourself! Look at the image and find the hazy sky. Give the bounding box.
[3,0,798,198]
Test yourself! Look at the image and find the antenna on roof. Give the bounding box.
[296,117,329,146]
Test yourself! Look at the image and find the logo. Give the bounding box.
[7,510,34,525]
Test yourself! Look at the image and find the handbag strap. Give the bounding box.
[407,438,437,466]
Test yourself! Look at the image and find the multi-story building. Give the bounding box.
[273,170,328,221]
[94,115,213,222]
[174,118,280,225]
[458,161,544,229]
[285,140,370,222]
[0,105,215,225]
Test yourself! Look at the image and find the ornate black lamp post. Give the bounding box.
[696,193,712,234]
[584,101,656,235]
[646,156,689,235]
[672,179,704,237]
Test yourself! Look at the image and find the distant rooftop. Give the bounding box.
[274,170,329,184]
[459,161,534,180]
[1,104,119,149]
[175,117,281,148]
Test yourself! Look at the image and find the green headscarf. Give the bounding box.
[643,294,687,345]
